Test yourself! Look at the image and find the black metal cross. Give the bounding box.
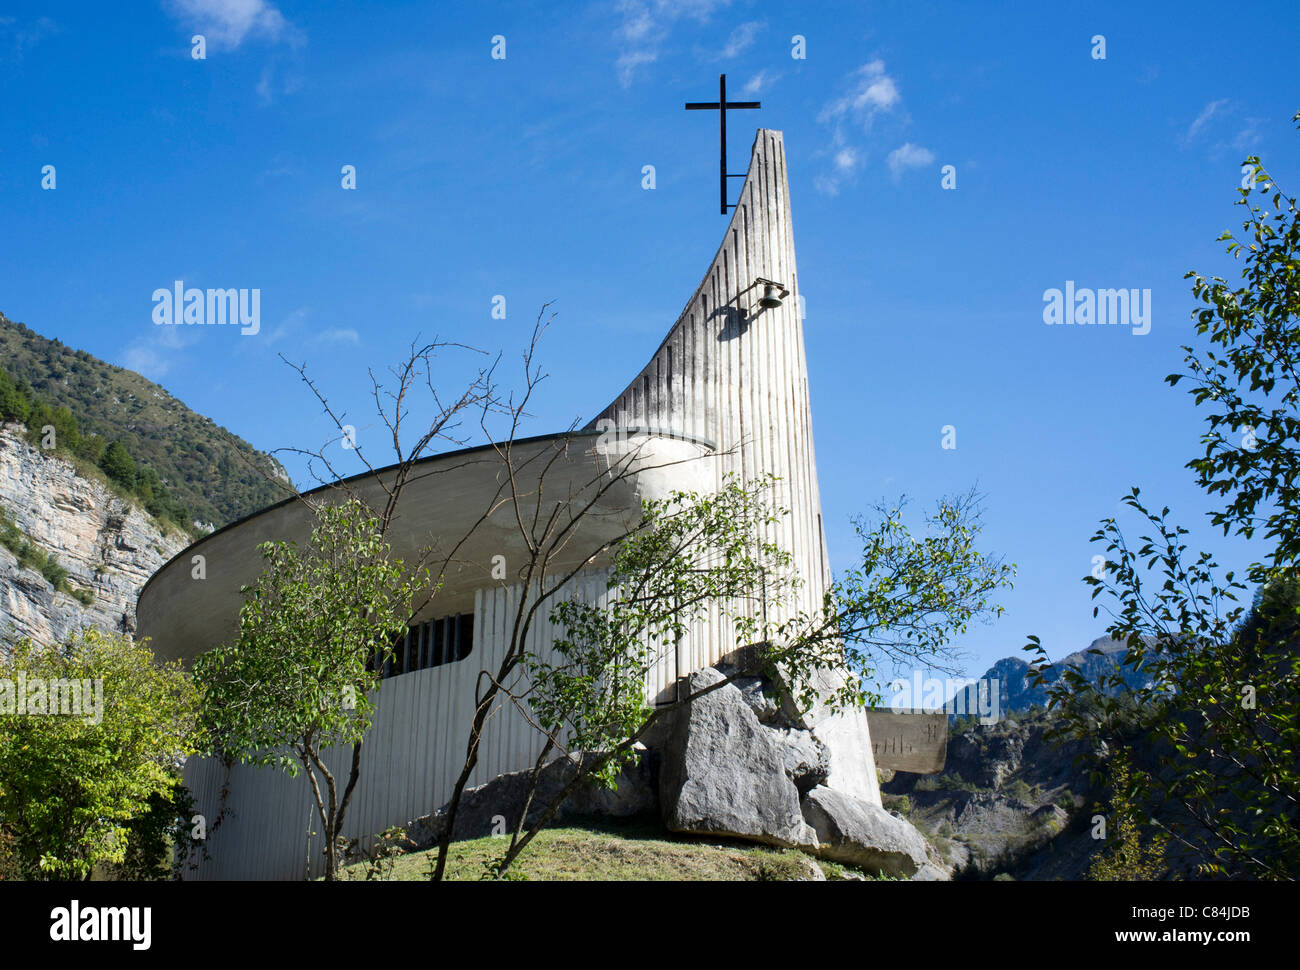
[685,73,760,215]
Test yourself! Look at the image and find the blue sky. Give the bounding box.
[1,1,1296,682]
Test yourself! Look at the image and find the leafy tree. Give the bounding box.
[951,713,979,736]
[0,630,200,879]
[264,309,1012,881]
[1027,112,1300,879]
[481,481,1013,879]
[1174,115,1300,578]
[48,405,79,452]
[0,824,18,880]
[135,465,159,505]
[107,783,206,881]
[488,475,793,874]
[22,401,79,454]
[73,433,104,465]
[99,440,137,490]
[0,369,31,425]
[39,555,67,590]
[1006,778,1033,803]
[134,465,190,528]
[798,488,1014,713]
[1088,750,1169,881]
[193,498,427,880]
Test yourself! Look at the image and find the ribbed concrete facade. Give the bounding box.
[587,129,831,625]
[147,130,878,880]
[180,569,620,880]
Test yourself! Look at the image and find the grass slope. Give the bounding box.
[338,819,872,881]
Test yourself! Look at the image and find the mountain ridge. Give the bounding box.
[0,311,291,530]
[950,636,1154,719]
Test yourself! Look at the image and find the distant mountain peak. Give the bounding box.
[951,636,1152,719]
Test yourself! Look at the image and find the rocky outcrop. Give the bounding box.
[405,659,937,879]
[659,668,817,849]
[764,662,883,805]
[733,675,780,723]
[657,663,934,876]
[881,709,1097,878]
[721,649,883,806]
[947,730,1025,789]
[0,423,186,646]
[776,728,830,794]
[801,785,928,877]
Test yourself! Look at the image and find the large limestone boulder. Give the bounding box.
[732,675,781,723]
[719,648,882,807]
[660,668,817,849]
[775,727,830,793]
[801,785,928,878]
[782,666,883,806]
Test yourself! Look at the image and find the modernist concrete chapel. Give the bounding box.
[138,129,884,879]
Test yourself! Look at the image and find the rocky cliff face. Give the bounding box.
[882,707,1207,880]
[881,710,1095,878]
[0,422,187,647]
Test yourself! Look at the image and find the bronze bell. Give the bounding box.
[758,279,788,309]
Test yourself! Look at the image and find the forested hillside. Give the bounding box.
[0,312,290,529]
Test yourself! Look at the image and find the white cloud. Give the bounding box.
[121,344,174,380]
[163,0,296,50]
[742,69,779,95]
[0,15,58,61]
[617,48,658,86]
[617,2,656,43]
[887,142,934,179]
[612,0,732,86]
[263,306,310,347]
[252,57,303,105]
[314,328,360,345]
[1186,98,1229,141]
[118,318,197,380]
[818,61,900,130]
[812,174,841,197]
[256,64,274,103]
[1181,98,1263,158]
[720,20,763,59]
[233,319,353,352]
[814,60,911,195]
[258,151,294,180]
[1232,120,1262,152]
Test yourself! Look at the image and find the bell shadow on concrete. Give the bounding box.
[713,281,776,342]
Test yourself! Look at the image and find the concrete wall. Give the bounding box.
[587,129,831,627]
[181,567,617,880]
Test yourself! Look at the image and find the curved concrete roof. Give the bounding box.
[136,429,717,663]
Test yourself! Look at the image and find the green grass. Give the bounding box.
[336,818,862,882]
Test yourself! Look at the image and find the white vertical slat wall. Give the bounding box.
[183,567,620,880]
